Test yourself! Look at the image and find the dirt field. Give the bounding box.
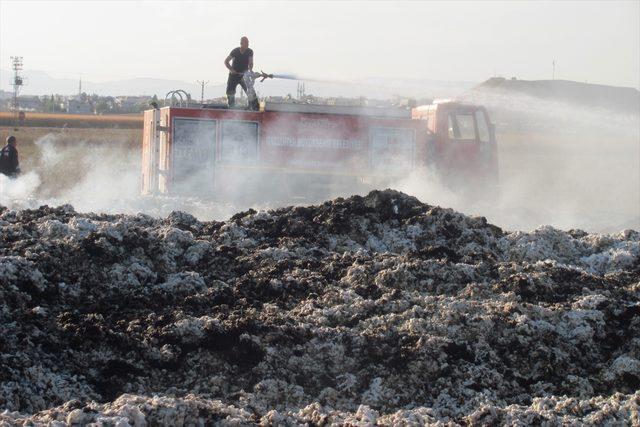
[1,189,638,425]
[0,112,142,128]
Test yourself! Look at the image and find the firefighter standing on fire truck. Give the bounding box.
[224,36,258,110]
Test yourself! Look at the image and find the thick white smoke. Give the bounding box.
[1,90,638,234]
[395,91,640,233]
[35,134,140,211]
[0,132,249,220]
[0,172,41,203]
[1,133,138,213]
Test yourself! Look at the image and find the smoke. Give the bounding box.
[393,90,640,233]
[2,89,638,234]
[0,133,139,214]
[0,132,266,220]
[459,86,639,138]
[35,135,140,211]
[0,172,41,204]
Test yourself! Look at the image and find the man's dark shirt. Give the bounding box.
[229,47,253,73]
[0,144,19,176]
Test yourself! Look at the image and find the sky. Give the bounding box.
[0,0,638,88]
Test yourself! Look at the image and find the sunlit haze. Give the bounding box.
[1,0,638,88]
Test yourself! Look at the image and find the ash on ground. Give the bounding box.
[1,190,638,426]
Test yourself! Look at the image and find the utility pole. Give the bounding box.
[197,80,208,104]
[297,82,306,99]
[552,59,555,80]
[10,56,24,127]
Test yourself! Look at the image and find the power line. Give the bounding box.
[197,80,209,104]
[10,56,24,128]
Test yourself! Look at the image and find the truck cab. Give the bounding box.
[412,101,499,190]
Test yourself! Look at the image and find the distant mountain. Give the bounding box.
[0,69,476,99]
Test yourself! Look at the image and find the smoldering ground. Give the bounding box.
[1,189,639,425]
[0,98,638,426]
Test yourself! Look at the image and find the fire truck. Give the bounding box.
[141,100,498,201]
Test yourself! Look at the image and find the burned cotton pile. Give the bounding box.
[1,190,639,425]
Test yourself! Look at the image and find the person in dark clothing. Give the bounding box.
[0,135,20,178]
[224,36,258,110]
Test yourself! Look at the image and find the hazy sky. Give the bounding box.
[0,0,638,88]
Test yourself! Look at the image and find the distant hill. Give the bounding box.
[470,77,640,112]
[459,78,640,135]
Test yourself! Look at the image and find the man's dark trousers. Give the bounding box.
[226,73,247,108]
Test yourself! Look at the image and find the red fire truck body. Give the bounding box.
[141,101,497,199]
